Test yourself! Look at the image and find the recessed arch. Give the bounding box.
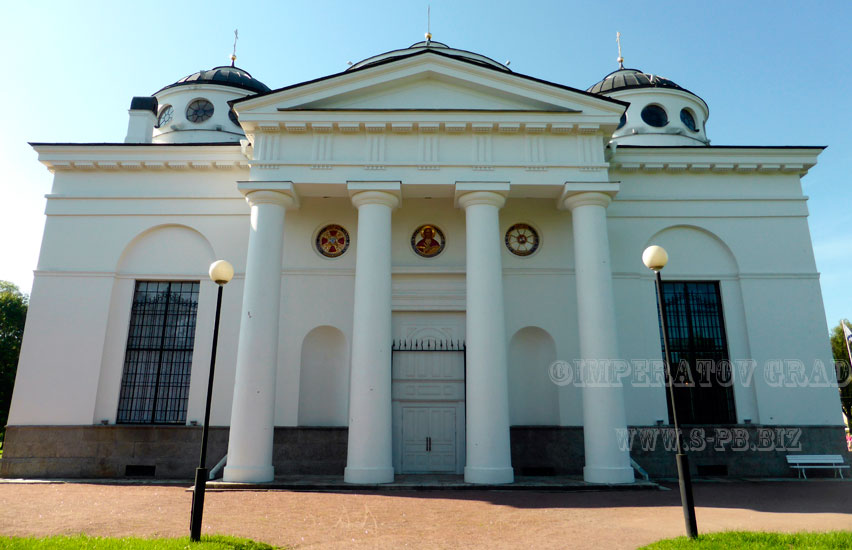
[508,326,559,425]
[298,325,349,426]
[116,224,216,275]
[644,224,739,276]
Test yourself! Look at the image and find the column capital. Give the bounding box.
[238,181,299,208]
[351,190,400,210]
[456,191,506,210]
[454,181,509,208]
[560,191,613,211]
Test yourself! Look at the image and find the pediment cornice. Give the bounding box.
[232,53,626,123]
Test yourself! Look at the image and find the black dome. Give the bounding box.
[347,41,510,73]
[586,68,692,95]
[156,65,271,95]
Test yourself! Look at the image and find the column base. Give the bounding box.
[583,465,635,484]
[222,464,274,483]
[344,466,395,484]
[464,466,514,485]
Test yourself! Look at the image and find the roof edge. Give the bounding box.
[230,49,629,109]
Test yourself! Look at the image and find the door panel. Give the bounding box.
[401,405,456,473]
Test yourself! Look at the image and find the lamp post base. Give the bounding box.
[676,453,698,538]
[189,467,208,541]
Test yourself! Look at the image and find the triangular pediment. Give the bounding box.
[300,74,569,111]
[234,51,626,119]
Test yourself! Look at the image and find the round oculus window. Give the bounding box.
[186,99,214,123]
[505,223,540,257]
[680,108,698,132]
[228,108,240,127]
[315,225,350,258]
[641,104,668,127]
[411,224,446,258]
[617,113,627,130]
[156,105,173,128]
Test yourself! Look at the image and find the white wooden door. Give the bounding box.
[401,405,456,473]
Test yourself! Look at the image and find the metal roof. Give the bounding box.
[156,65,271,95]
[587,68,692,95]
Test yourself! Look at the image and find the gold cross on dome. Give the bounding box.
[616,31,624,69]
[231,29,239,66]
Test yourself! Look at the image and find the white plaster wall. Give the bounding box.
[608,169,839,427]
[8,273,114,424]
[10,162,253,427]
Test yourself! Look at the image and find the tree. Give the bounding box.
[0,281,28,444]
[829,319,852,431]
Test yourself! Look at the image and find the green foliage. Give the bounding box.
[830,319,852,365]
[641,530,852,549]
[829,319,852,430]
[0,281,28,443]
[0,535,281,549]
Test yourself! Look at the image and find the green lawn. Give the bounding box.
[641,531,852,549]
[0,535,282,549]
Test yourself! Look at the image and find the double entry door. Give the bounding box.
[391,341,465,474]
[400,405,458,473]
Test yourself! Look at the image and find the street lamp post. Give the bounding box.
[190,259,234,542]
[642,245,698,539]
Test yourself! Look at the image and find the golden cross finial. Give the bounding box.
[230,29,239,67]
[425,5,432,43]
[616,31,624,69]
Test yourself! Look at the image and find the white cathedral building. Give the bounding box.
[2,39,845,484]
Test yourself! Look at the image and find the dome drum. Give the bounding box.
[607,87,710,146]
[153,84,252,144]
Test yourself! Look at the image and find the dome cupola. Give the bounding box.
[152,64,270,144]
[347,39,511,73]
[587,66,710,146]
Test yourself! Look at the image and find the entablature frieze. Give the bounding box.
[242,119,603,137]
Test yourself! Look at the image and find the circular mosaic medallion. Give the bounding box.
[411,224,445,258]
[315,225,350,258]
[505,223,540,256]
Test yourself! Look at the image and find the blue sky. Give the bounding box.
[0,0,849,329]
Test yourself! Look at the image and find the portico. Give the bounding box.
[223,181,632,486]
[217,42,636,485]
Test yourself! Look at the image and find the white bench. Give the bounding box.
[786,454,850,479]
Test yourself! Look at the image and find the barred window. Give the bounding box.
[117,281,200,424]
[658,281,737,424]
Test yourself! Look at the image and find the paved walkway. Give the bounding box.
[0,479,850,549]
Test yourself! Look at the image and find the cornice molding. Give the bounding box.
[610,147,821,176]
[32,144,248,173]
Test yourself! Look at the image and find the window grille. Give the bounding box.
[116,281,200,424]
[658,281,736,424]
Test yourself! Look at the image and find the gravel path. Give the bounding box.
[0,481,850,549]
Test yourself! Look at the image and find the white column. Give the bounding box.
[563,191,634,484]
[458,190,514,485]
[224,189,294,483]
[344,190,399,484]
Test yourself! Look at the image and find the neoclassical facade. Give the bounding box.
[2,41,845,483]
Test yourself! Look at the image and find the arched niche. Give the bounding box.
[116,224,215,275]
[644,225,738,276]
[508,326,559,425]
[298,326,349,426]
